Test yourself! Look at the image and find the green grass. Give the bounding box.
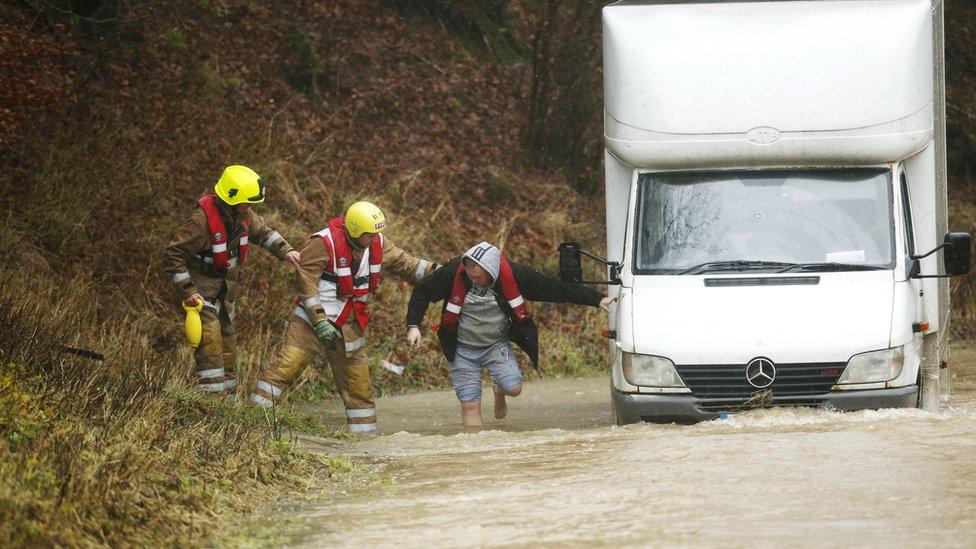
[0,260,349,547]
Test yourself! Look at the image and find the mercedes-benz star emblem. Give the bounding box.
[746,358,776,389]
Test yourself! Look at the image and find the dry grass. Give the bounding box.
[949,185,976,338]
[0,244,350,547]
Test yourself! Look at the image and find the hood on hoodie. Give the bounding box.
[462,241,501,282]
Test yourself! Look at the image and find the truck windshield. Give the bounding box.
[634,169,894,274]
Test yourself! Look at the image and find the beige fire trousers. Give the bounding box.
[250,314,375,432]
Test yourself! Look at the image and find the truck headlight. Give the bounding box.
[838,346,905,384]
[622,353,685,387]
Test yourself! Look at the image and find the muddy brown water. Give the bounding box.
[276,344,976,547]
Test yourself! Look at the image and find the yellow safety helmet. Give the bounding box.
[344,201,387,238]
[214,165,266,205]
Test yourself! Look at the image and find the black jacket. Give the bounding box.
[405,256,604,369]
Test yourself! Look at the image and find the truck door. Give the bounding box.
[898,168,925,353]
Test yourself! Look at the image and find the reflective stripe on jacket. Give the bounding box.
[292,233,438,329]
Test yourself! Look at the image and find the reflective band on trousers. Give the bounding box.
[196,368,224,379]
[250,393,273,408]
[223,378,238,390]
[347,423,377,433]
[414,259,429,282]
[202,256,239,269]
[171,271,191,284]
[345,337,365,352]
[257,380,282,398]
[198,383,226,392]
[346,407,376,419]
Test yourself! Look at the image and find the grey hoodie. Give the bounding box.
[457,242,508,347]
[463,241,501,282]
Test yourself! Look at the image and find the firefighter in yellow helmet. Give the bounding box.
[250,201,438,434]
[163,165,300,398]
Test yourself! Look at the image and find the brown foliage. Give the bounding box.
[524,0,606,194]
[0,1,608,401]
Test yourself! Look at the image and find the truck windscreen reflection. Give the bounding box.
[634,169,895,274]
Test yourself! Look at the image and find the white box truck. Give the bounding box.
[559,0,971,424]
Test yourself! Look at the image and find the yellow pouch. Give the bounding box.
[182,300,204,348]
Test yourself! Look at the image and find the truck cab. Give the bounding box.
[590,0,971,423]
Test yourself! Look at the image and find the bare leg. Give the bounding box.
[493,383,522,420]
[493,384,507,420]
[461,400,483,428]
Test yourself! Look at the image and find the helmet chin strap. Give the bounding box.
[346,229,365,250]
[216,196,239,224]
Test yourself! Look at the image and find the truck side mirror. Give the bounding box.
[557,241,622,285]
[558,242,583,283]
[911,231,972,278]
[944,232,972,276]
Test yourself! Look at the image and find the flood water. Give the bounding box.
[281,344,976,547]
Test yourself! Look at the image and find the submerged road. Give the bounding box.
[278,345,976,547]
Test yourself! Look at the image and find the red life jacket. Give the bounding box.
[440,258,531,329]
[320,216,384,329]
[198,193,250,271]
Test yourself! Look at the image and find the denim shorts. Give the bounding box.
[449,341,523,403]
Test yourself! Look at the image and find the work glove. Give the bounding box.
[314,319,340,350]
[406,326,421,347]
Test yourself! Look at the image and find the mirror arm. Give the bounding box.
[579,249,610,265]
[911,243,949,261]
[576,248,622,285]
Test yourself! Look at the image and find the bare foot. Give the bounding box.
[493,385,508,420]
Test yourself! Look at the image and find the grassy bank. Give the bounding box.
[0,253,354,546]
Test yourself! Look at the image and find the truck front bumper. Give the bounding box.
[612,385,919,424]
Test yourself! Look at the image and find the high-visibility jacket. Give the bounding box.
[301,217,383,330]
[291,226,438,334]
[163,195,295,314]
[197,193,250,271]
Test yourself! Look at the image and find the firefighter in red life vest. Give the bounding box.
[163,165,300,398]
[249,201,438,434]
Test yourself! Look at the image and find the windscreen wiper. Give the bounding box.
[776,262,887,273]
[677,260,797,275]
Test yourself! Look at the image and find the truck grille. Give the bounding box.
[674,362,846,412]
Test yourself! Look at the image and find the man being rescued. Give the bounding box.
[405,242,615,428]
[163,165,300,398]
[249,201,438,434]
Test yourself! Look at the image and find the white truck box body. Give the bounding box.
[603,0,933,168]
[602,0,951,422]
